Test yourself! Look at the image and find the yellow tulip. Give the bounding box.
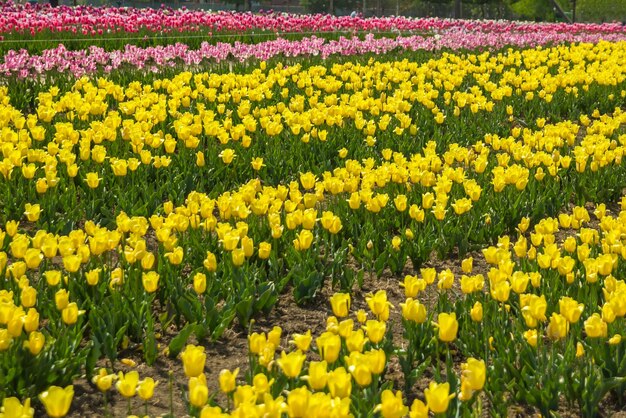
[304,360,328,391]
[287,386,310,417]
[293,229,313,251]
[251,157,265,171]
[218,148,236,164]
[23,308,39,333]
[231,248,245,266]
[327,367,351,399]
[461,358,486,391]
[23,203,41,222]
[141,271,159,293]
[375,390,408,418]
[116,371,139,398]
[189,375,209,408]
[39,385,74,418]
[391,235,402,251]
[61,302,81,325]
[424,382,454,414]
[258,242,272,259]
[84,269,100,286]
[252,373,273,396]
[546,313,569,340]
[576,342,585,358]
[266,326,281,348]
[137,378,158,401]
[219,368,239,394]
[0,329,12,351]
[62,254,81,273]
[345,329,366,353]
[203,251,217,272]
[196,151,205,167]
[181,345,206,378]
[316,331,341,363]
[470,302,483,322]
[362,320,386,344]
[276,350,306,378]
[300,172,317,190]
[290,330,312,352]
[400,298,427,323]
[366,290,391,320]
[584,313,607,338]
[193,272,207,294]
[559,297,584,324]
[85,172,101,189]
[409,398,428,418]
[20,286,37,308]
[45,270,62,287]
[248,332,266,355]
[437,269,455,290]
[92,368,116,392]
[0,397,34,418]
[435,313,458,342]
[329,293,350,318]
[523,329,538,347]
[25,331,45,355]
[365,348,386,375]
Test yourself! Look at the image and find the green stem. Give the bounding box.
[169,370,174,417]
[103,392,109,418]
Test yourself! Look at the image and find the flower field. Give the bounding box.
[0,3,626,417]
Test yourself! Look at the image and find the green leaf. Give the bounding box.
[168,322,198,357]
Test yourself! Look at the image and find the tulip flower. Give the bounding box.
[424,381,454,414]
[461,358,486,391]
[141,271,159,293]
[92,368,116,392]
[559,297,585,324]
[289,330,312,352]
[276,350,306,378]
[400,298,427,323]
[61,302,81,325]
[303,360,328,390]
[252,373,273,396]
[189,376,209,408]
[39,385,74,418]
[316,331,341,363]
[85,172,101,189]
[366,290,392,320]
[329,293,350,318]
[137,378,158,401]
[258,242,272,259]
[287,386,310,417]
[181,345,206,378]
[219,368,239,394]
[23,203,40,222]
[434,313,458,342]
[116,371,139,398]
[267,326,282,347]
[24,331,45,355]
[327,367,351,399]
[0,397,33,418]
[584,313,608,338]
[375,390,408,418]
[547,313,569,340]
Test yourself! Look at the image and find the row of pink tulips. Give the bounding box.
[3,30,626,78]
[1,2,625,36]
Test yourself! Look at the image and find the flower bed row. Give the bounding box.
[3,32,626,79]
[1,2,625,37]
